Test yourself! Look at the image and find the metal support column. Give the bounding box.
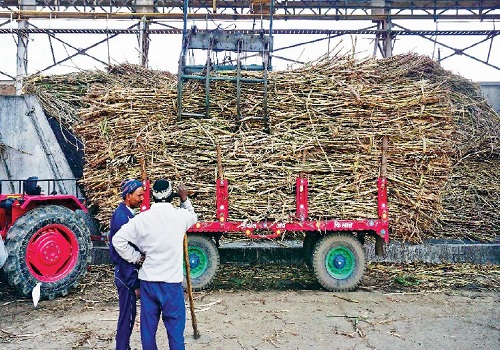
[381,19,393,58]
[135,0,154,67]
[371,0,393,58]
[15,0,36,94]
[138,16,150,67]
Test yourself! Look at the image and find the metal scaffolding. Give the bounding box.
[1,0,499,93]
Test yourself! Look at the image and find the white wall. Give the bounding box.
[0,95,77,194]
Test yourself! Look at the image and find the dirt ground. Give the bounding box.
[1,263,499,350]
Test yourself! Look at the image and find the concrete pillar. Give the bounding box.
[371,0,393,58]
[138,16,150,67]
[15,0,37,95]
[381,19,393,58]
[135,0,154,14]
[479,82,500,114]
[134,1,154,67]
[371,0,385,16]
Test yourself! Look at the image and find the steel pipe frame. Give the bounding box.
[1,0,500,12]
[392,22,499,71]
[1,10,499,20]
[0,1,499,83]
[1,28,498,36]
[2,26,497,79]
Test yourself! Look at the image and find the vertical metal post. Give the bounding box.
[263,0,274,133]
[382,19,393,58]
[15,0,36,95]
[263,53,270,133]
[135,0,154,67]
[371,0,393,58]
[268,0,274,68]
[138,16,150,67]
[15,20,28,95]
[295,177,309,221]
[204,44,211,118]
[177,0,190,121]
[236,40,242,121]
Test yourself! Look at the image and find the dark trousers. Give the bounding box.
[140,281,186,350]
[115,274,137,350]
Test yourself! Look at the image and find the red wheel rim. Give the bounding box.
[26,224,79,282]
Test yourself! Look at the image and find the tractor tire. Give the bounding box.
[303,232,319,268]
[3,205,91,300]
[312,233,366,292]
[183,234,220,291]
[75,209,101,237]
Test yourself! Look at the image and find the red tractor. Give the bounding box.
[0,177,96,300]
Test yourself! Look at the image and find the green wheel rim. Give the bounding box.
[325,246,355,279]
[185,246,209,279]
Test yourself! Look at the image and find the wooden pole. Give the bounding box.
[183,234,200,339]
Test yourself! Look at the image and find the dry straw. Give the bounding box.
[23,53,499,243]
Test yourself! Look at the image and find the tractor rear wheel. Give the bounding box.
[312,233,366,292]
[3,205,91,300]
[183,234,220,291]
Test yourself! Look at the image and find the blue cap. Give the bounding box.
[121,179,143,199]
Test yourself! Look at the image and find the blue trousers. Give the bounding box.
[115,274,137,350]
[140,281,186,350]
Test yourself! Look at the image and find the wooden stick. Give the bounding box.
[217,144,224,180]
[381,135,388,178]
[183,234,200,339]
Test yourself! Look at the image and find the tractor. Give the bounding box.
[0,177,98,300]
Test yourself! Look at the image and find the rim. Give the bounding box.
[26,224,79,282]
[186,246,209,279]
[325,245,355,280]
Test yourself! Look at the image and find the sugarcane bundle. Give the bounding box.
[24,54,499,242]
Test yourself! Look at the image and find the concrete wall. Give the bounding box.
[0,95,78,194]
[479,82,500,115]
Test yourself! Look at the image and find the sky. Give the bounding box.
[0,16,499,82]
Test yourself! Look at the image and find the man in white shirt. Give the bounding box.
[113,179,197,350]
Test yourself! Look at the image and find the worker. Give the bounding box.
[109,179,145,350]
[113,179,197,350]
[0,237,7,269]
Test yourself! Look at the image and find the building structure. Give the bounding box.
[0,1,499,93]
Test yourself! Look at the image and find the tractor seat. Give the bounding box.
[24,176,42,195]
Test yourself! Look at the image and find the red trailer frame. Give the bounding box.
[187,135,389,243]
[188,175,389,242]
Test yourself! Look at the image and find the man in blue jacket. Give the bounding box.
[109,179,145,350]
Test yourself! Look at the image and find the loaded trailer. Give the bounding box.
[180,136,389,292]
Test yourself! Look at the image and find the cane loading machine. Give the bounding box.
[177,0,275,132]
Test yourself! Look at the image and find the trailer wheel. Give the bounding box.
[183,235,220,291]
[3,205,91,300]
[302,233,319,268]
[312,233,366,292]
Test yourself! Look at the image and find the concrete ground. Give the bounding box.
[0,289,498,350]
[0,263,498,350]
